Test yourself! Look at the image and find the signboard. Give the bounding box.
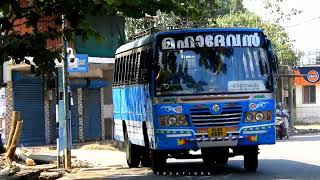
[160,32,264,50]
[228,80,266,92]
[68,54,89,73]
[0,88,5,118]
[307,70,319,83]
[293,67,320,85]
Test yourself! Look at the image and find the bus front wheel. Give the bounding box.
[151,150,167,173]
[141,147,152,167]
[125,132,140,168]
[243,147,258,172]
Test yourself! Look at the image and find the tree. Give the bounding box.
[0,0,191,75]
[212,11,301,65]
[262,0,302,25]
[125,0,246,40]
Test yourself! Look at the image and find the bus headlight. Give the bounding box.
[168,116,177,125]
[159,116,166,126]
[246,113,254,121]
[158,115,188,126]
[255,112,264,121]
[177,115,187,125]
[245,111,272,122]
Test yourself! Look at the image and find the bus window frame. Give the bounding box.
[113,45,153,87]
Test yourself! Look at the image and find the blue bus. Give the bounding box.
[112,28,277,172]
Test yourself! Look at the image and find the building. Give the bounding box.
[0,15,124,146]
[299,49,320,66]
[293,66,320,124]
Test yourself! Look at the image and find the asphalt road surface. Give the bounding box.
[60,134,320,180]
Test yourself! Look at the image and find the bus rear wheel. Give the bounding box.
[151,150,167,173]
[243,147,259,172]
[125,131,140,168]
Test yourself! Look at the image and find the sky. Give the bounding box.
[243,0,320,55]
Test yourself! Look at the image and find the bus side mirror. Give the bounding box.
[273,55,279,74]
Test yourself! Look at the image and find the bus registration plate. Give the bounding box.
[208,127,227,138]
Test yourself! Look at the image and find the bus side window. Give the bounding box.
[144,49,152,82]
[121,56,126,85]
[131,53,137,83]
[113,57,118,84]
[128,54,133,84]
[127,54,131,84]
[131,53,136,83]
[124,55,128,84]
[135,52,141,83]
[139,51,146,83]
[118,56,123,84]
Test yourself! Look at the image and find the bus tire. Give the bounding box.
[141,123,152,167]
[124,131,140,168]
[141,147,152,167]
[151,150,167,173]
[244,148,258,172]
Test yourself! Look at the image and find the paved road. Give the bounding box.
[60,134,320,180]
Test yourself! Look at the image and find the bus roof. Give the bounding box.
[115,27,264,54]
[115,34,155,55]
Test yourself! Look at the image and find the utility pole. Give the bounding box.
[288,75,295,129]
[61,14,71,170]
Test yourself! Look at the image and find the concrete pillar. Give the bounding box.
[101,88,105,140]
[4,81,13,143]
[77,88,84,142]
[44,84,51,144]
[288,77,295,129]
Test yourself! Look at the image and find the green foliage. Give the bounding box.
[262,0,302,25]
[212,11,300,65]
[0,0,189,75]
[125,0,246,40]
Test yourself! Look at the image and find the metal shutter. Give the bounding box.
[13,80,45,146]
[49,89,79,143]
[70,90,79,142]
[83,89,101,140]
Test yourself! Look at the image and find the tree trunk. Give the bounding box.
[6,120,23,161]
[6,111,20,151]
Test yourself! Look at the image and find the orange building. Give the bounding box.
[293,66,320,123]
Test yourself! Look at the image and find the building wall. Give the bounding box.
[295,83,320,124]
[103,68,114,139]
[293,66,320,124]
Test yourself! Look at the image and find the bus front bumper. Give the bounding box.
[154,124,276,150]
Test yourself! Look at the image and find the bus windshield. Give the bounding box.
[155,47,273,96]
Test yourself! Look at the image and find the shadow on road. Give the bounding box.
[282,134,320,142]
[74,159,320,180]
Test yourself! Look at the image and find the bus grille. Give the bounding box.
[190,103,242,127]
